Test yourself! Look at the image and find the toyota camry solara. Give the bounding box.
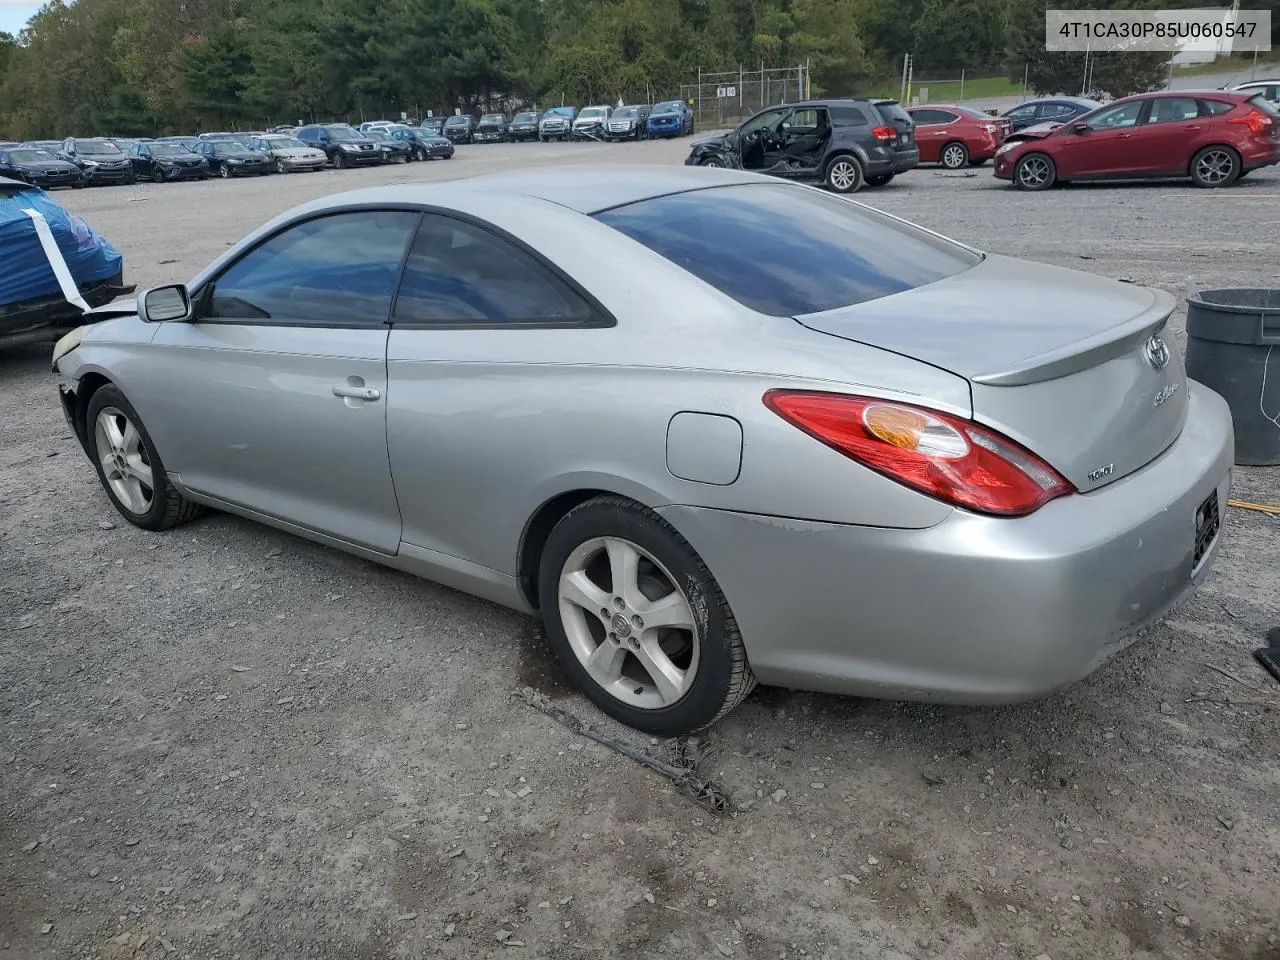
[51,166,1232,735]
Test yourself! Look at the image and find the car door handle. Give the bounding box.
[1182,124,1201,131]
[332,383,380,401]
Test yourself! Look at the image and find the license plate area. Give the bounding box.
[1192,491,1220,574]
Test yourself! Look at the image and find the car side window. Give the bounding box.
[785,108,822,133]
[829,107,869,127]
[1146,97,1199,124]
[1006,105,1036,121]
[393,214,596,326]
[1088,101,1143,129]
[740,109,788,136]
[206,211,420,326]
[1198,99,1233,116]
[1039,103,1074,119]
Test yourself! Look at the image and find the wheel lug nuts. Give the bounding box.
[600,608,609,619]
[631,616,643,629]
[613,597,625,611]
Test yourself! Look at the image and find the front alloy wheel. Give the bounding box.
[538,497,755,734]
[276,158,287,174]
[1013,153,1056,190]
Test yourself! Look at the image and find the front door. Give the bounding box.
[735,107,789,170]
[776,107,830,170]
[144,209,421,554]
[1053,99,1146,177]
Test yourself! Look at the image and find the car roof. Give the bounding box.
[304,166,766,218]
[1120,89,1250,101]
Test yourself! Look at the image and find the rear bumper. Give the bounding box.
[864,145,919,176]
[659,383,1233,704]
[1241,140,1279,171]
[1,271,134,348]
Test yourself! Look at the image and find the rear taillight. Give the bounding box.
[764,391,1074,517]
[1230,109,1274,136]
[871,125,898,141]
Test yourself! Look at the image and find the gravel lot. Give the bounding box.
[3,138,1280,960]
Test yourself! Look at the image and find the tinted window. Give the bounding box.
[1199,99,1233,116]
[911,109,955,124]
[596,184,980,317]
[829,106,868,127]
[873,102,913,127]
[785,108,825,131]
[76,140,122,155]
[1146,97,1199,123]
[208,211,420,325]
[1005,105,1036,121]
[393,215,594,325]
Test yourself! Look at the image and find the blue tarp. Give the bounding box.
[0,178,123,310]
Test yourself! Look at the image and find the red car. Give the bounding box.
[906,105,1006,169]
[995,90,1280,190]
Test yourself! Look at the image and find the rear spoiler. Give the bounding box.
[971,288,1175,386]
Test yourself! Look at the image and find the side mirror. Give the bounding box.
[139,284,192,323]
[1072,121,1089,133]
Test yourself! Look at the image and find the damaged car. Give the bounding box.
[0,146,85,189]
[1,176,132,348]
[685,98,918,192]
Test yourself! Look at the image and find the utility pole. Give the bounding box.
[1081,45,1090,97]
[1022,62,1029,99]
[900,53,910,102]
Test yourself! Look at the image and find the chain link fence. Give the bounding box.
[679,65,811,129]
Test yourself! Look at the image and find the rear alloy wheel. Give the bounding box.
[1190,145,1240,188]
[824,155,863,193]
[866,173,894,186]
[1013,152,1056,190]
[538,496,756,735]
[87,385,205,532]
[941,141,969,169]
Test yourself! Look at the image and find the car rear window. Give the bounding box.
[873,102,913,127]
[595,183,981,317]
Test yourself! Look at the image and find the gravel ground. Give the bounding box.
[3,138,1280,960]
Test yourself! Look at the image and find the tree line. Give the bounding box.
[0,0,1274,138]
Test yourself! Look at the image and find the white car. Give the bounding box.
[246,135,328,174]
[572,106,613,140]
[1229,79,1280,105]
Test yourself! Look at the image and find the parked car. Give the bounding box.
[1228,79,1280,105]
[60,138,135,185]
[126,141,208,182]
[359,121,397,135]
[508,111,540,141]
[381,124,455,160]
[647,100,694,138]
[363,129,413,163]
[51,165,1231,735]
[906,104,1005,169]
[539,107,576,142]
[295,124,384,168]
[475,113,510,143]
[246,134,328,173]
[20,140,63,152]
[572,105,612,140]
[0,146,85,189]
[2,176,131,348]
[192,140,271,177]
[198,132,255,147]
[995,90,1280,190]
[606,104,651,140]
[442,115,476,144]
[1000,97,1102,134]
[419,118,446,137]
[686,98,918,191]
[156,135,201,151]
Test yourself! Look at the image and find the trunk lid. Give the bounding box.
[795,254,1187,492]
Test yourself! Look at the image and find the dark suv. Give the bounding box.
[685,98,918,192]
[295,123,384,168]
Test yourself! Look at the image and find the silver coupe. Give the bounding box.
[52,166,1233,734]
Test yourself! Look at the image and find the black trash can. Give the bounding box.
[1185,288,1280,466]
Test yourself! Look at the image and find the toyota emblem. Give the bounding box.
[1144,334,1170,370]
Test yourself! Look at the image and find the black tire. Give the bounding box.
[86,384,205,532]
[866,173,894,186]
[537,496,756,735]
[332,151,346,170]
[1189,145,1240,188]
[414,146,426,161]
[940,141,969,169]
[1013,152,1056,190]
[824,154,863,193]
[700,157,722,168]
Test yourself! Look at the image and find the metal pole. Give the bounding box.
[906,57,913,103]
[1081,46,1089,97]
[959,68,965,100]
[900,53,909,102]
[1023,62,1029,99]
[1252,46,1259,79]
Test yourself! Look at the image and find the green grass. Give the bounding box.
[860,74,1024,103]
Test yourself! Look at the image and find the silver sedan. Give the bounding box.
[51,167,1233,734]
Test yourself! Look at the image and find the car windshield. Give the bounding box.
[652,102,681,115]
[480,114,504,123]
[513,113,536,123]
[327,126,364,141]
[149,143,188,156]
[269,138,308,149]
[9,149,56,162]
[220,143,253,155]
[76,140,122,156]
[579,107,607,118]
[444,116,468,126]
[596,183,981,317]
[614,107,639,118]
[385,125,413,135]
